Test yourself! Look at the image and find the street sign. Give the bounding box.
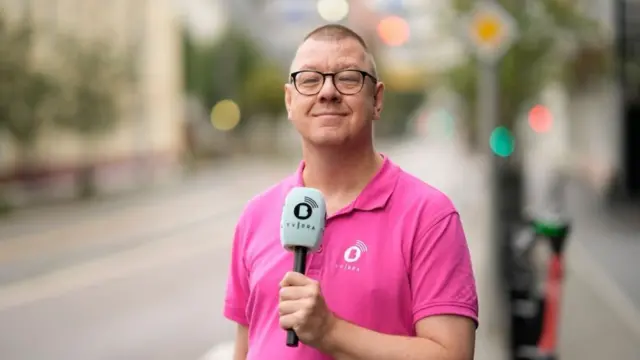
[464,2,517,63]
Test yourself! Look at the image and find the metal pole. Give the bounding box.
[476,2,500,225]
[477,2,527,358]
[477,63,498,153]
[476,0,524,350]
[477,41,507,336]
[477,56,500,254]
[476,0,505,329]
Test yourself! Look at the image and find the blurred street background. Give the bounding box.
[0,0,639,359]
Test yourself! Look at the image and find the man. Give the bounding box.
[224,24,478,360]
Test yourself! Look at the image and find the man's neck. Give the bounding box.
[301,141,383,197]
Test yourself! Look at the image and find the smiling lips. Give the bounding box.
[313,113,346,126]
[313,112,348,117]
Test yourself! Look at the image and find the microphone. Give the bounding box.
[280,187,327,347]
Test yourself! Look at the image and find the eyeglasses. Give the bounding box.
[290,70,377,96]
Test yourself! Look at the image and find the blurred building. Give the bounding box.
[569,0,640,201]
[614,0,640,200]
[0,0,184,197]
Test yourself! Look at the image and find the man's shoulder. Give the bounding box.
[388,165,461,241]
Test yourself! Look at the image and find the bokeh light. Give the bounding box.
[471,13,503,45]
[377,16,410,46]
[528,104,553,133]
[425,109,456,137]
[437,109,456,137]
[489,126,515,157]
[317,0,349,22]
[210,100,241,131]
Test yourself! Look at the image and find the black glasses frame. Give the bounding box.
[290,70,378,95]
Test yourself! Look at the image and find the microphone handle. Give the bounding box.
[286,246,308,347]
[293,246,308,274]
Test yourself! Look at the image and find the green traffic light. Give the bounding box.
[489,126,515,157]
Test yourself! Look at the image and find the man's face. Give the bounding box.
[284,37,384,147]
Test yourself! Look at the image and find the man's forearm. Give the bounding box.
[319,318,449,360]
[233,324,249,360]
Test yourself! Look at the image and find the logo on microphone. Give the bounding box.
[343,240,368,263]
[293,196,318,220]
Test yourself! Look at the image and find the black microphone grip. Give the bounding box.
[286,246,308,347]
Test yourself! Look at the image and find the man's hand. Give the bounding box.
[278,271,337,349]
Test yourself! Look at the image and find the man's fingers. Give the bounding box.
[279,271,313,287]
[278,299,307,315]
[279,312,302,330]
[279,284,314,301]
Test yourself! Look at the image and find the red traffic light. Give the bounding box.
[528,104,553,133]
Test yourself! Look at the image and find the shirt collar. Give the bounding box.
[291,154,400,213]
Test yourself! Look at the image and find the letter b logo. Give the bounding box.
[293,203,312,220]
[344,246,362,263]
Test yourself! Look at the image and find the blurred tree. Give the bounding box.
[239,61,287,152]
[51,37,135,198]
[377,89,425,137]
[372,49,427,138]
[0,11,133,207]
[182,26,285,152]
[184,27,274,114]
[444,0,611,148]
[182,27,221,112]
[239,61,286,121]
[0,13,59,175]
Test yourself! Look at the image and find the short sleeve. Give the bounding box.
[411,212,479,327]
[223,219,250,326]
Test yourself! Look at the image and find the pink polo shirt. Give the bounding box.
[224,156,478,359]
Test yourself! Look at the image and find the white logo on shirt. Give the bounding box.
[343,240,368,263]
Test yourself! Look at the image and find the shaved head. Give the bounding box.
[290,24,378,78]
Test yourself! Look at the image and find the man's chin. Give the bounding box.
[306,132,349,147]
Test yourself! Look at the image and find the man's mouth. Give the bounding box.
[313,112,347,117]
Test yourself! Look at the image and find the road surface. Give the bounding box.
[0,159,292,360]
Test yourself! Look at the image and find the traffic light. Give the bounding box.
[490,126,515,157]
[377,16,410,46]
[528,104,553,133]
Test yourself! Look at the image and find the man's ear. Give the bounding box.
[372,82,385,121]
[284,83,293,120]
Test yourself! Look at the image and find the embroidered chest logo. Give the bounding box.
[336,240,368,272]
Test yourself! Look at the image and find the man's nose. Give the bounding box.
[318,76,341,102]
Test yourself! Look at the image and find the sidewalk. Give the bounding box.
[520,109,640,359]
[0,155,297,239]
[404,132,640,359]
[568,182,640,311]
